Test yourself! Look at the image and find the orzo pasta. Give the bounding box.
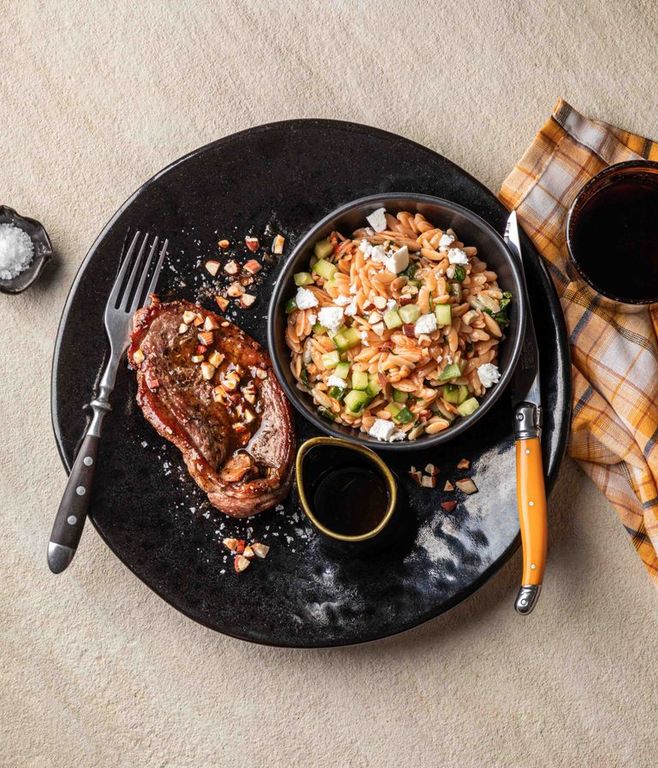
[284,208,512,442]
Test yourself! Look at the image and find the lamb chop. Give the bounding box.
[128,297,295,517]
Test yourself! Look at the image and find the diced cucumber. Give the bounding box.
[387,402,402,418]
[408,279,421,288]
[314,238,333,260]
[285,298,297,314]
[394,406,414,424]
[449,282,462,301]
[334,361,351,380]
[344,389,371,413]
[392,388,408,403]
[333,327,361,352]
[443,384,469,404]
[328,386,346,400]
[352,371,369,390]
[399,304,421,324]
[402,262,417,279]
[457,397,480,417]
[383,309,403,329]
[312,322,327,334]
[322,350,341,369]
[300,368,310,387]
[318,406,336,421]
[294,271,314,286]
[366,373,381,397]
[312,259,337,281]
[438,363,461,382]
[434,303,452,327]
[452,265,466,282]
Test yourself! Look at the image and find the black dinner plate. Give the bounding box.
[51,121,570,647]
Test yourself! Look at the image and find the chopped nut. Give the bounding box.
[221,370,241,390]
[132,348,145,365]
[244,259,262,274]
[204,315,221,331]
[443,480,454,491]
[182,310,197,324]
[196,344,208,355]
[251,542,270,559]
[245,236,260,252]
[201,362,216,380]
[368,311,382,324]
[240,293,257,308]
[457,458,471,470]
[213,385,227,403]
[190,354,205,363]
[218,239,230,250]
[241,381,257,404]
[373,295,387,310]
[421,474,437,488]
[215,295,230,312]
[239,274,255,286]
[242,545,255,559]
[234,554,251,573]
[408,467,423,485]
[197,330,214,346]
[205,259,221,276]
[402,323,415,338]
[255,368,268,379]
[224,260,239,275]
[192,315,204,327]
[227,282,245,298]
[243,408,256,423]
[455,478,478,495]
[440,500,457,512]
[272,234,285,254]
[223,538,239,552]
[208,350,225,368]
[425,463,439,477]
[178,322,189,334]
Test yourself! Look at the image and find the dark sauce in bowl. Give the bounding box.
[300,443,391,538]
[313,466,389,536]
[569,171,658,304]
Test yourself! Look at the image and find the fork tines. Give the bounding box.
[109,232,168,313]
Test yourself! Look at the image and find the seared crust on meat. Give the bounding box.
[129,297,295,517]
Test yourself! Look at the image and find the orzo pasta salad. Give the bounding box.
[284,208,512,442]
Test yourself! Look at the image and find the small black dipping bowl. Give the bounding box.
[0,206,53,295]
[267,193,526,452]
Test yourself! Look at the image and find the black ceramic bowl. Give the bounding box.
[268,193,526,452]
[0,206,53,294]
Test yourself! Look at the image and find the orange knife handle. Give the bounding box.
[514,403,547,615]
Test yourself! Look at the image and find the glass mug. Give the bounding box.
[566,160,658,312]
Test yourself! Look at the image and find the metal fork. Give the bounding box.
[48,232,168,573]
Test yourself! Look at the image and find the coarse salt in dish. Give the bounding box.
[0,223,34,280]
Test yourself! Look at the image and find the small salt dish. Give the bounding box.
[0,205,53,295]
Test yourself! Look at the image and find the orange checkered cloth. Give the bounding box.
[500,99,658,586]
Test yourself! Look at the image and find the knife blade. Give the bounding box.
[504,211,547,615]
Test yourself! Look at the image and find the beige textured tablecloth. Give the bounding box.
[2,2,657,766]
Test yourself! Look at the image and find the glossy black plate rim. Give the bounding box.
[50,119,571,647]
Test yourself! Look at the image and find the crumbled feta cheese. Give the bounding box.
[389,430,407,441]
[369,245,387,264]
[384,245,409,274]
[415,313,437,336]
[439,232,455,250]
[359,331,368,340]
[448,248,469,265]
[307,313,317,326]
[344,298,358,317]
[369,418,396,441]
[372,322,385,336]
[318,306,344,333]
[446,266,455,279]
[334,295,351,306]
[477,363,501,389]
[366,207,387,232]
[296,287,318,309]
[327,374,347,388]
[364,227,375,236]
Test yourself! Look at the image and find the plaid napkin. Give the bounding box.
[500,99,658,587]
